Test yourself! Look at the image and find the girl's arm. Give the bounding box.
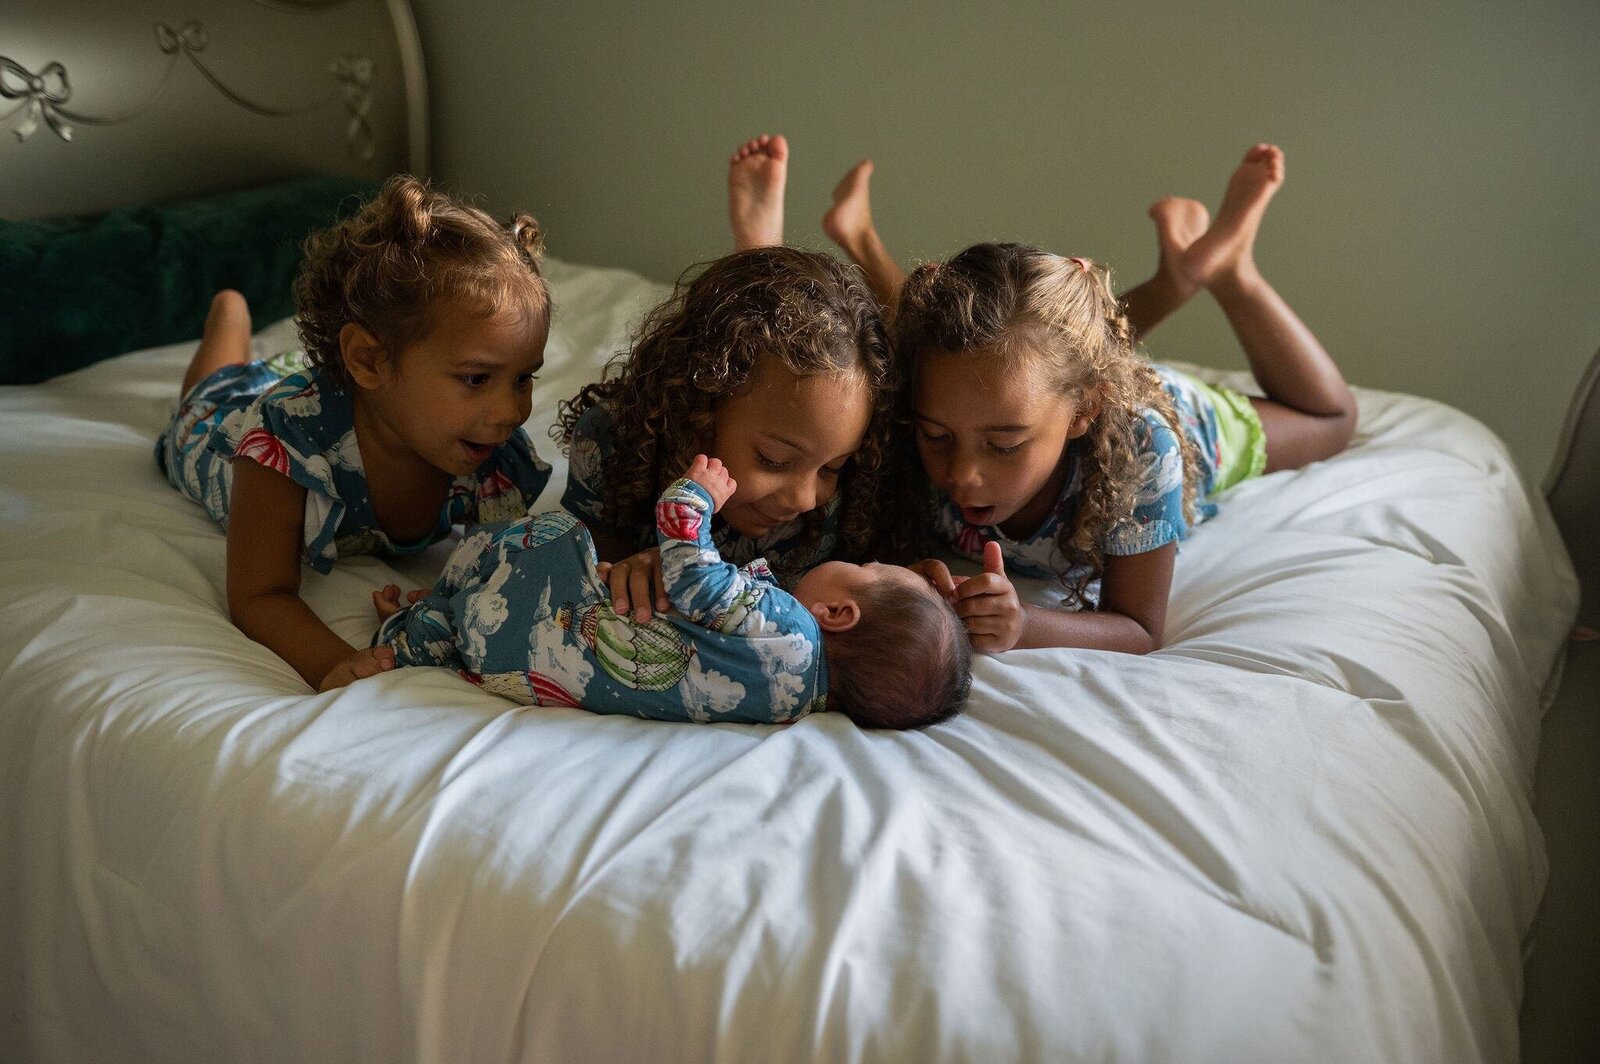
[227,458,389,689]
[1016,544,1175,653]
[954,541,1175,654]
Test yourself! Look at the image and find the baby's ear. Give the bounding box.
[340,323,388,390]
[810,599,862,633]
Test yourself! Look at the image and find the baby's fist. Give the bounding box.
[686,454,737,511]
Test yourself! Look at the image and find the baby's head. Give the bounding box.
[793,561,972,729]
[559,246,895,564]
[294,175,550,476]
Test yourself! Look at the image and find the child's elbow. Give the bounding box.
[1125,619,1162,655]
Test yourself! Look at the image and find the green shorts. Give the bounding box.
[1192,378,1268,492]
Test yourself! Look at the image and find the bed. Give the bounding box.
[0,3,1580,1063]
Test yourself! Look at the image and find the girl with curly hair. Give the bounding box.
[555,239,897,619]
[823,144,1358,653]
[156,175,553,690]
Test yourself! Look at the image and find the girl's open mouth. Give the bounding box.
[460,440,494,463]
[961,505,997,526]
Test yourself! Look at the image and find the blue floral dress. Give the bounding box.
[156,357,551,572]
[376,479,827,724]
[562,401,840,588]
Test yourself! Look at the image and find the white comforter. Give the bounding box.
[0,258,1576,1063]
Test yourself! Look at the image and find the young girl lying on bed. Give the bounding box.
[370,454,971,728]
[156,176,553,691]
[814,142,1359,654]
[555,236,897,616]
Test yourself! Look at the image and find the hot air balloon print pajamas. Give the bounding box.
[373,479,829,724]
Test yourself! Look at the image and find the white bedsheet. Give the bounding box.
[0,257,1577,1063]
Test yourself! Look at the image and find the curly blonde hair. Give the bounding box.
[293,175,547,391]
[556,246,896,566]
[892,242,1201,606]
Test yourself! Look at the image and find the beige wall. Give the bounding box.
[412,0,1599,478]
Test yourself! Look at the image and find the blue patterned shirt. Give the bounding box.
[156,359,551,573]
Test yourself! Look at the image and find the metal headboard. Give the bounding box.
[0,0,428,220]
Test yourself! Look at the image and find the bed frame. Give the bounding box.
[0,0,426,220]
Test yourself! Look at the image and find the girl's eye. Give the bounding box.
[988,440,1025,456]
[917,428,951,445]
[757,452,788,471]
[819,463,846,479]
[516,373,539,387]
[458,374,490,387]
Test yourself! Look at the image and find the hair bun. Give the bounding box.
[510,213,545,263]
[375,174,435,245]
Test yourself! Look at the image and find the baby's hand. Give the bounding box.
[685,454,737,512]
[319,645,395,691]
[372,583,428,621]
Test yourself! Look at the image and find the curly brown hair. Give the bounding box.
[892,242,1202,606]
[293,174,548,391]
[555,246,897,567]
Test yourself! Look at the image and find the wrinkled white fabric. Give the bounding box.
[0,258,1576,1064]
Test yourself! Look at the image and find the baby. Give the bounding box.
[373,456,972,729]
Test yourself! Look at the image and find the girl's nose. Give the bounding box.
[498,388,529,429]
[947,453,982,489]
[778,476,818,515]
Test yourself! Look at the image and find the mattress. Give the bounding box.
[0,257,1577,1063]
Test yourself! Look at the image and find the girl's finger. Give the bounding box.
[954,591,1010,619]
[954,574,1006,600]
[961,616,1010,637]
[913,559,957,597]
[628,566,653,621]
[971,634,1008,655]
[652,564,669,612]
[609,566,631,613]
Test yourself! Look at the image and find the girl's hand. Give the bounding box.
[598,547,668,622]
[372,583,428,621]
[953,542,1023,654]
[685,454,737,512]
[318,645,396,691]
[909,557,967,602]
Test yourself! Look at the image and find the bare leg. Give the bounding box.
[1121,196,1209,341]
[1177,144,1356,471]
[822,159,906,316]
[728,134,788,250]
[181,289,253,397]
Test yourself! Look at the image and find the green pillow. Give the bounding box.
[0,175,375,384]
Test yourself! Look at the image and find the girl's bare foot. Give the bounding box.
[181,288,253,396]
[1178,143,1285,288]
[822,159,875,257]
[728,133,788,250]
[1147,195,1210,304]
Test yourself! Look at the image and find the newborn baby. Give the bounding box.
[373,455,972,728]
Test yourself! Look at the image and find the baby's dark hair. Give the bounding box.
[294,174,548,391]
[555,246,895,568]
[825,582,972,730]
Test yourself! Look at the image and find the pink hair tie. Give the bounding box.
[1069,256,1092,273]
